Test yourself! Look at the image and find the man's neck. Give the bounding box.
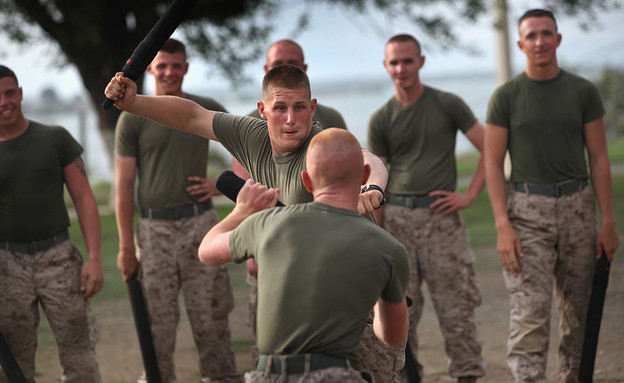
[394,82,424,106]
[525,61,561,81]
[313,190,359,211]
[0,117,28,141]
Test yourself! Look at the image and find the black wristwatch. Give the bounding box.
[360,184,386,207]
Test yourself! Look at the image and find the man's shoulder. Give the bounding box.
[559,69,596,89]
[491,73,527,99]
[424,86,469,107]
[370,96,398,120]
[26,120,70,138]
[27,120,63,131]
[315,103,342,117]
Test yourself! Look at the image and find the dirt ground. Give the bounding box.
[31,245,624,383]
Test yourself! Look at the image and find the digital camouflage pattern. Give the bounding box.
[0,241,101,383]
[246,356,366,383]
[351,315,405,383]
[135,210,240,383]
[505,187,597,383]
[246,273,260,366]
[382,204,486,378]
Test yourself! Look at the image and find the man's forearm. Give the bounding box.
[590,154,616,226]
[115,190,136,251]
[465,155,486,202]
[362,149,388,189]
[486,163,510,229]
[74,193,102,262]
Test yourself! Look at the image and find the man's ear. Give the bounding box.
[257,101,267,120]
[361,164,371,186]
[301,170,314,193]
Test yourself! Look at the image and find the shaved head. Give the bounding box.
[306,128,365,190]
[265,39,306,71]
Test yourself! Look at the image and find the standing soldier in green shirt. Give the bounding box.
[114,38,240,383]
[485,9,619,383]
[0,64,103,382]
[366,34,487,383]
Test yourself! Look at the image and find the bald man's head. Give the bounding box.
[265,39,307,72]
[305,128,366,191]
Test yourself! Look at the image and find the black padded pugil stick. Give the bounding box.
[579,252,611,382]
[102,0,199,110]
[0,332,27,383]
[127,277,162,383]
[216,170,284,206]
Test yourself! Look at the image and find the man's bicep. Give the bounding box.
[115,155,137,190]
[484,123,508,163]
[63,156,92,200]
[464,122,485,152]
[584,116,608,160]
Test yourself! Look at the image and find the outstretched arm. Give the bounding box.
[64,157,103,298]
[199,180,280,266]
[105,72,219,140]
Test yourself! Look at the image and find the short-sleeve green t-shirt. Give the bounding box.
[0,121,83,241]
[367,87,477,195]
[486,70,604,183]
[229,202,409,361]
[212,113,323,205]
[115,94,227,208]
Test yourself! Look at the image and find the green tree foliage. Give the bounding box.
[0,0,618,147]
[595,68,624,137]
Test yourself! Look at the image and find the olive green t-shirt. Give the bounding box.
[486,70,604,183]
[0,121,83,241]
[367,87,477,195]
[115,94,227,208]
[229,202,409,361]
[248,103,348,130]
[212,113,322,205]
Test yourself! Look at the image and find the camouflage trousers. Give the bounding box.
[245,355,367,383]
[505,187,597,383]
[0,241,101,383]
[383,205,486,379]
[136,209,240,383]
[246,273,260,366]
[351,316,406,383]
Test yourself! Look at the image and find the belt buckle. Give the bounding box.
[173,208,182,220]
[553,184,562,197]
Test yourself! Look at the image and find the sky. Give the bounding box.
[1,0,623,101]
